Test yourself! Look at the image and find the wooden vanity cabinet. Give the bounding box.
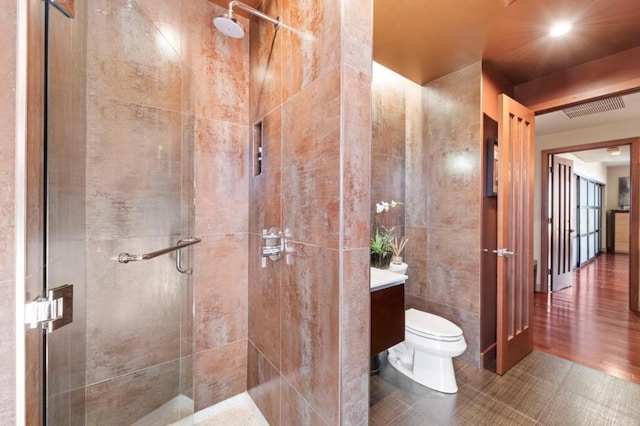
[370,284,405,356]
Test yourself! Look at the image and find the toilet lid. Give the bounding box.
[405,309,463,341]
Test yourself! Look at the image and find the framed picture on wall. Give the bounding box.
[619,176,630,209]
[485,138,498,197]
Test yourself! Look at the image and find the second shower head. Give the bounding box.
[213,1,281,39]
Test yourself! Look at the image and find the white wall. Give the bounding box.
[534,117,640,289]
[556,153,607,184]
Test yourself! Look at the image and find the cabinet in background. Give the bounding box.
[607,210,630,253]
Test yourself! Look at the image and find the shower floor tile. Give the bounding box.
[173,392,268,426]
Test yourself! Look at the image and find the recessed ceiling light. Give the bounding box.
[607,147,621,156]
[550,22,572,37]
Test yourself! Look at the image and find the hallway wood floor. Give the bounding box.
[533,252,640,384]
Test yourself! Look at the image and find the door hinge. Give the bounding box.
[548,217,553,224]
[25,284,73,334]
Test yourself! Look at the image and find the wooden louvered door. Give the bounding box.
[496,94,535,375]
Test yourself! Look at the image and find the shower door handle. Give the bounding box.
[117,237,202,270]
[176,238,196,274]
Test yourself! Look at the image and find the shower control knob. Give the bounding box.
[261,227,284,262]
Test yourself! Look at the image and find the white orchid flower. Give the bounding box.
[376,201,390,213]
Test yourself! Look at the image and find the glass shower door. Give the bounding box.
[45,0,196,423]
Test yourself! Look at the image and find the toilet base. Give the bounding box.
[388,342,459,393]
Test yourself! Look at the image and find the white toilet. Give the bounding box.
[387,308,466,393]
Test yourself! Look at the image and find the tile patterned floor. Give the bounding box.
[369,350,640,425]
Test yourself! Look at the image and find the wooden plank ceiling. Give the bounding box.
[211,0,640,86]
[374,0,640,85]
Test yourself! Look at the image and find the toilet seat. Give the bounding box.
[405,308,463,342]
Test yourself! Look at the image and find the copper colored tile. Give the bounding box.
[281,379,327,426]
[282,69,341,248]
[87,0,183,112]
[194,117,249,236]
[0,281,15,424]
[342,0,373,76]
[181,0,249,124]
[405,293,428,311]
[0,0,16,284]
[404,227,427,299]
[193,339,248,411]
[425,64,482,232]
[427,228,481,313]
[247,341,281,426]
[85,360,181,425]
[370,67,406,239]
[85,237,182,384]
[340,248,370,424]
[248,233,281,368]
[137,0,183,55]
[342,68,372,249]
[404,82,428,229]
[427,150,481,228]
[85,96,184,240]
[281,0,340,102]
[281,241,339,423]
[248,108,282,235]
[249,1,282,121]
[194,234,248,352]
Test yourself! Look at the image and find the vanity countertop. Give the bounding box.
[370,267,408,291]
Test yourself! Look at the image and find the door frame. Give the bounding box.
[540,137,640,312]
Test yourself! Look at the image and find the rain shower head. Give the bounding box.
[213,11,245,38]
[213,1,281,39]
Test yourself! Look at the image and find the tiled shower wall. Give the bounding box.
[183,0,250,411]
[247,0,372,424]
[373,62,483,367]
[82,0,193,422]
[81,0,250,420]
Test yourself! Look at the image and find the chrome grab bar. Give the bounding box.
[117,237,202,265]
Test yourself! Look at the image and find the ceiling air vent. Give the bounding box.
[562,97,625,119]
